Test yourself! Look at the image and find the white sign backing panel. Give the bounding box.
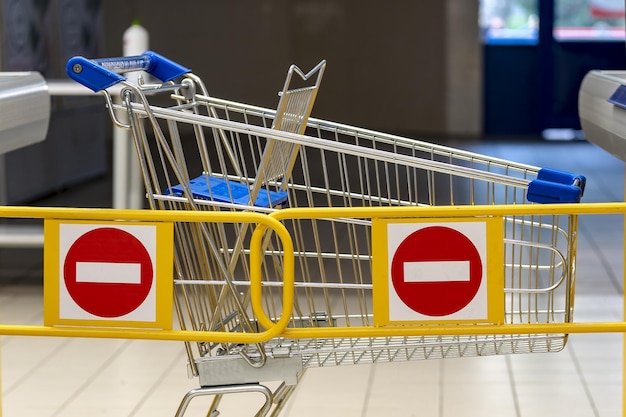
[372,217,504,325]
[44,220,173,329]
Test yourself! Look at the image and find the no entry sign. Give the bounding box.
[44,220,173,329]
[372,217,504,325]
[63,227,154,318]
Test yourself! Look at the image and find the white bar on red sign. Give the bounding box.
[403,261,470,283]
[75,262,142,284]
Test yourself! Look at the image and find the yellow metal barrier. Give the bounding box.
[0,206,295,344]
[264,202,626,339]
[1,202,626,339]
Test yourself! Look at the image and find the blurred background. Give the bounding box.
[0,0,624,204]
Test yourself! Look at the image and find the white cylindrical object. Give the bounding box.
[123,21,150,84]
[113,21,149,209]
[112,106,130,209]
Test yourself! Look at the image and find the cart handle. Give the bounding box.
[66,51,191,92]
[527,168,586,204]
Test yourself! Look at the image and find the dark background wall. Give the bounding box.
[102,0,481,137]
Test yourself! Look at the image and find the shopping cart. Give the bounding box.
[67,51,586,417]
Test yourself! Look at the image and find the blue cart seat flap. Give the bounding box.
[166,175,288,208]
[527,168,586,203]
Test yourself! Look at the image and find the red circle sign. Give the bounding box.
[63,227,153,318]
[390,226,482,316]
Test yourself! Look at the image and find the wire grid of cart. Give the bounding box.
[67,52,585,416]
[170,99,578,361]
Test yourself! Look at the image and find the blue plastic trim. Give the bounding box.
[527,168,586,204]
[167,175,289,208]
[66,51,191,92]
[66,56,125,92]
[143,51,191,82]
[93,55,153,73]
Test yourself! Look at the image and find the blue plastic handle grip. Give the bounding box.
[94,55,153,73]
[66,51,191,92]
[527,168,586,204]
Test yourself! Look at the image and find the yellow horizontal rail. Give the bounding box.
[279,322,626,339]
[0,325,285,342]
[269,201,626,221]
[6,201,626,223]
[0,321,624,342]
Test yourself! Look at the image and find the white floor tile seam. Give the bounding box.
[80,347,187,417]
[567,341,604,417]
[2,337,73,396]
[504,355,523,417]
[1,340,194,417]
[49,339,138,417]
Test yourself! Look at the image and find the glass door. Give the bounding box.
[481,0,626,137]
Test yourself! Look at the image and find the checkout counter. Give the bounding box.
[580,70,626,161]
[580,67,626,417]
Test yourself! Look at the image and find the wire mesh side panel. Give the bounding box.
[124,101,271,372]
[124,89,577,369]
[502,213,577,352]
[259,213,576,368]
[121,71,326,369]
[200,96,539,208]
[192,98,577,364]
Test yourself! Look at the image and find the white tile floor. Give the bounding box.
[0,139,624,417]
